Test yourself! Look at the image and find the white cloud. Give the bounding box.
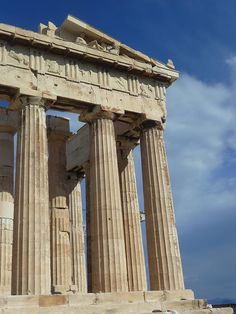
[166,73,236,232]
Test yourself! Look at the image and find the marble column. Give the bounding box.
[0,108,17,295]
[82,111,128,292]
[140,120,184,291]
[12,96,51,295]
[47,116,72,294]
[85,163,92,292]
[117,138,147,291]
[68,172,87,293]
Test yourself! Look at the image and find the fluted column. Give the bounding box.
[47,116,72,294]
[140,120,184,291]
[12,96,51,295]
[117,138,147,291]
[68,172,87,293]
[85,162,92,292]
[81,110,128,292]
[0,108,17,295]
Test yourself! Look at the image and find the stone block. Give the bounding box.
[93,291,145,304]
[211,309,233,314]
[144,291,165,303]
[164,289,195,301]
[6,295,39,307]
[68,293,96,305]
[0,294,232,314]
[0,298,6,307]
[161,299,207,311]
[39,295,68,307]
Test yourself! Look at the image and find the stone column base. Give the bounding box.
[0,290,233,313]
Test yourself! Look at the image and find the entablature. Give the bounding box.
[0,16,178,123]
[0,16,179,83]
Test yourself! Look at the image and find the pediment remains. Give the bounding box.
[38,15,175,71]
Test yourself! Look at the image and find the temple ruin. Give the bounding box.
[0,15,232,314]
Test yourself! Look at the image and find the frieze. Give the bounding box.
[128,75,139,95]
[140,83,153,98]
[7,45,30,69]
[0,40,167,117]
[155,83,166,101]
[47,60,62,75]
[111,74,128,92]
[65,60,80,82]
[78,62,97,85]
[9,50,29,66]
[155,83,167,118]
[29,49,45,73]
[0,42,7,64]
[98,67,110,89]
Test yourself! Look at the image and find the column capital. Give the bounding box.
[80,107,116,123]
[15,95,52,110]
[141,119,164,131]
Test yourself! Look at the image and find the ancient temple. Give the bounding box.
[0,15,232,314]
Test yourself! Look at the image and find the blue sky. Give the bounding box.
[1,0,236,304]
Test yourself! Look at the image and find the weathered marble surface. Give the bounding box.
[117,139,147,292]
[67,172,87,293]
[12,96,51,295]
[140,122,184,291]
[47,116,72,294]
[0,15,228,314]
[0,107,17,295]
[85,112,128,292]
[0,290,233,314]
